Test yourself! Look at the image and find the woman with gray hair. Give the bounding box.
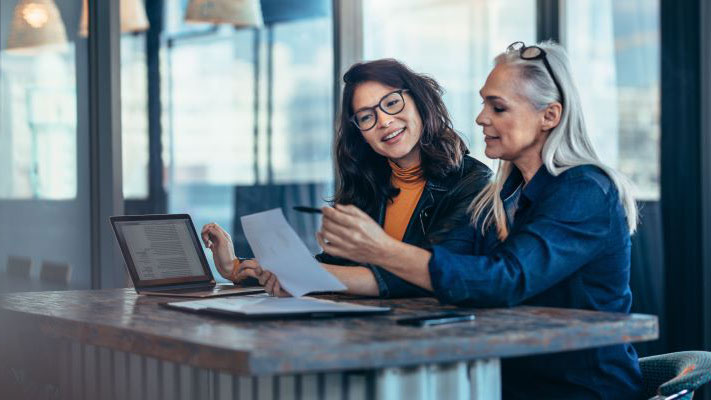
[315,41,642,398]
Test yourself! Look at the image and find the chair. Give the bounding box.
[39,260,71,285]
[641,351,711,399]
[232,182,327,257]
[630,201,666,357]
[6,256,32,279]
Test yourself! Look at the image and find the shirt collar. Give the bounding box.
[501,167,523,200]
[501,165,554,204]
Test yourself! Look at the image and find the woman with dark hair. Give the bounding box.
[202,59,490,297]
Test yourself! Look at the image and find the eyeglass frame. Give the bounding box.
[507,41,565,106]
[349,89,409,131]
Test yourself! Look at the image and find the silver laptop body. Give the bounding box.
[110,214,263,298]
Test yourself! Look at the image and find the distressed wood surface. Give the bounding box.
[0,289,658,375]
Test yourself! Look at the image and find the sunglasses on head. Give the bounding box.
[507,41,565,106]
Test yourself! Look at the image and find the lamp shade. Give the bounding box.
[78,0,150,37]
[6,0,68,51]
[120,0,150,33]
[185,0,263,27]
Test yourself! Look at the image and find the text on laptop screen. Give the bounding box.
[118,219,205,280]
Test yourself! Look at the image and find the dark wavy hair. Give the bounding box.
[333,59,468,216]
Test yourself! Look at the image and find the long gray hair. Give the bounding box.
[469,41,638,240]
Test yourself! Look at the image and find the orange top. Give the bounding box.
[384,160,426,241]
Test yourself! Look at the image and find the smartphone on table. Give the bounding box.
[396,312,476,327]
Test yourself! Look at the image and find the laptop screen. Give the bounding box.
[111,214,213,288]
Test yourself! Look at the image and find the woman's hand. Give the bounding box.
[233,259,264,283]
[201,222,236,280]
[257,270,291,297]
[317,204,397,265]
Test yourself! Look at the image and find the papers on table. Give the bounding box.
[166,294,390,316]
[240,208,347,297]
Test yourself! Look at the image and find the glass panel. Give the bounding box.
[162,2,334,280]
[564,0,660,199]
[162,30,257,281]
[362,0,537,169]
[0,0,92,292]
[0,24,77,199]
[165,32,257,187]
[271,18,334,184]
[121,33,149,199]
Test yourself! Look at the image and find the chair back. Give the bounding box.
[641,351,711,399]
[39,261,71,285]
[232,183,326,257]
[6,256,32,279]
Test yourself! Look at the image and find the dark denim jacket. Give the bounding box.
[315,156,491,298]
[428,164,643,399]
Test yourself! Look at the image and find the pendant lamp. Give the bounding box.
[78,0,150,37]
[184,0,263,27]
[6,0,68,51]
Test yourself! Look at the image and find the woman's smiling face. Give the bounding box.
[476,64,549,164]
[351,81,423,168]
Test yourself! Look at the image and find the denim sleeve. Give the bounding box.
[428,178,613,307]
[368,223,480,298]
[319,225,478,298]
[315,187,482,298]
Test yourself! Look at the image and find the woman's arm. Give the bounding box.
[319,177,617,306]
[244,261,381,297]
[367,168,490,298]
[322,264,380,296]
[317,204,435,291]
[368,241,434,291]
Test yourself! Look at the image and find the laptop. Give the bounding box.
[110,214,264,298]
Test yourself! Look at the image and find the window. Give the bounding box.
[160,2,334,277]
[362,0,536,169]
[122,33,150,199]
[162,25,261,266]
[0,49,78,199]
[164,30,257,187]
[564,0,660,199]
[271,18,334,184]
[0,0,93,290]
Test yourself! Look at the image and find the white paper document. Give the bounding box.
[240,208,347,297]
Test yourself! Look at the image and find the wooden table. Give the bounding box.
[0,288,658,400]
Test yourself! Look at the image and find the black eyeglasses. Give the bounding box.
[507,41,564,106]
[349,89,409,131]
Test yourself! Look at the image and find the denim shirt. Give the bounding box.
[428,164,643,399]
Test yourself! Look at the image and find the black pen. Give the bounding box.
[293,206,323,214]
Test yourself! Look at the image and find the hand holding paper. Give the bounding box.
[240,209,347,297]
